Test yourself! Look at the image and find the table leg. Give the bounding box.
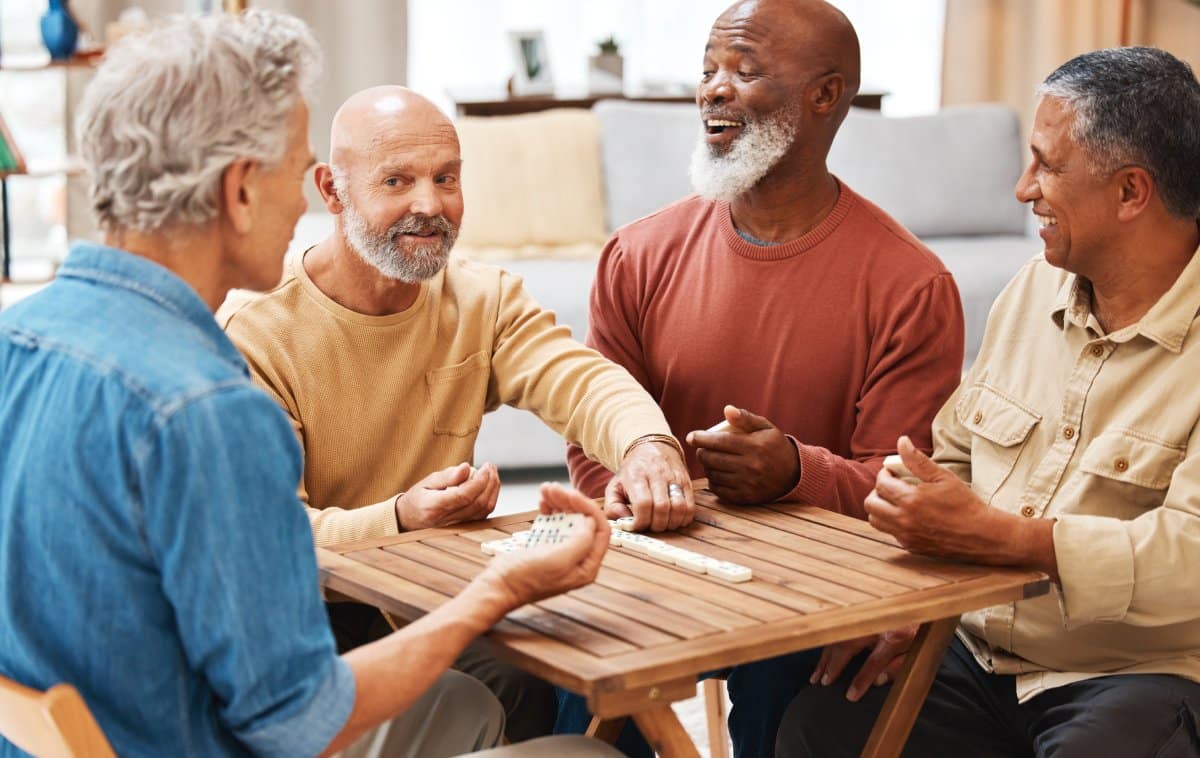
[703,678,731,758]
[632,705,701,758]
[585,715,626,743]
[861,615,959,758]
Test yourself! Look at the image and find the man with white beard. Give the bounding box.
[562,1,966,755]
[217,85,694,743]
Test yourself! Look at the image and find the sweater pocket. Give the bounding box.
[426,351,491,437]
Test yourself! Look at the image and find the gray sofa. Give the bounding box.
[285,101,1042,470]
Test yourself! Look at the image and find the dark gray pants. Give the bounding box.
[328,602,557,743]
[776,637,1200,758]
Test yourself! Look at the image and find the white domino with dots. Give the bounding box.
[525,512,586,547]
[614,516,637,532]
[707,420,734,433]
[883,454,920,484]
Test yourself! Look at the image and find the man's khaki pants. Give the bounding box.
[339,669,621,758]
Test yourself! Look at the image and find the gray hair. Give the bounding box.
[76,10,321,234]
[1037,46,1200,220]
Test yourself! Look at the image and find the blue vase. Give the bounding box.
[40,0,79,61]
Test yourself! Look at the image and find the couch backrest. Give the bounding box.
[594,100,1026,237]
[828,104,1025,237]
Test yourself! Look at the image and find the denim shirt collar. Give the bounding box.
[57,241,248,372]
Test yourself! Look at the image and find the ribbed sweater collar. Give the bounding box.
[718,181,857,261]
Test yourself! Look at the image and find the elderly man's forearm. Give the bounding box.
[319,575,514,755]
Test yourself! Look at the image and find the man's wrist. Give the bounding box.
[470,567,525,626]
[393,492,407,531]
[623,433,683,459]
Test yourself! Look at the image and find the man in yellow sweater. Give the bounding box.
[218,86,692,742]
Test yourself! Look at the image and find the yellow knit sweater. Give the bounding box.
[217,254,673,546]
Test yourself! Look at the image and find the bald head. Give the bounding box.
[319,85,465,284]
[691,0,860,200]
[715,0,860,103]
[329,85,458,174]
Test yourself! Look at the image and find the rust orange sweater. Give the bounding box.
[568,184,965,517]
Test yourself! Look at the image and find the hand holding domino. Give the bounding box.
[882,454,921,485]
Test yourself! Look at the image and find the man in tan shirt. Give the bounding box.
[218,86,692,742]
[777,47,1200,756]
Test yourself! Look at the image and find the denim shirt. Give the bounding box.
[0,243,354,757]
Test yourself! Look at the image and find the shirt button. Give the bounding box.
[1063,426,1076,440]
[1020,505,1036,518]
[973,411,984,424]
[1090,344,1104,357]
[1115,457,1129,472]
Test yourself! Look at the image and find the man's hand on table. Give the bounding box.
[809,625,919,702]
[395,462,501,531]
[686,405,800,505]
[484,483,610,608]
[865,436,1059,580]
[605,437,695,532]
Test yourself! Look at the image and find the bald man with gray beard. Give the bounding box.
[561,1,965,755]
[218,85,695,743]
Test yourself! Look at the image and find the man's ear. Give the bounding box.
[1115,165,1154,223]
[314,163,343,214]
[809,73,846,116]
[221,158,257,235]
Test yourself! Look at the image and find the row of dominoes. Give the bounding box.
[478,513,753,583]
[608,524,752,582]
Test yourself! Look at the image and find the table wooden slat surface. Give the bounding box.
[318,487,1048,757]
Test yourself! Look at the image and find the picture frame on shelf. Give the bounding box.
[508,29,553,96]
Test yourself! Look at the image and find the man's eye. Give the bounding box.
[384,177,399,186]
[437,175,459,186]
[701,71,714,82]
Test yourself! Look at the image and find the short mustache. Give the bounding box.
[390,214,457,236]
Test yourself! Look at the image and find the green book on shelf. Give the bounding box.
[0,112,27,175]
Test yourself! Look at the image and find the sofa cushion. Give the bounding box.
[829,105,1026,237]
[594,101,1028,240]
[924,235,1042,367]
[454,108,609,258]
[593,100,698,230]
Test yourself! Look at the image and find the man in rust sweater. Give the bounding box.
[563,1,965,755]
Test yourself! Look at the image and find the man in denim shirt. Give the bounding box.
[0,11,617,758]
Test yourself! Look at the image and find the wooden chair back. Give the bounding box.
[0,675,115,758]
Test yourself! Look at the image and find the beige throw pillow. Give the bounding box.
[454,108,608,259]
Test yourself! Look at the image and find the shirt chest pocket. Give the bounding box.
[956,383,1041,503]
[426,351,491,437]
[1076,431,1183,514]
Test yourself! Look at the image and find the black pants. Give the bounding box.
[327,602,558,743]
[776,637,1200,758]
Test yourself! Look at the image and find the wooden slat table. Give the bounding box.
[318,487,1048,757]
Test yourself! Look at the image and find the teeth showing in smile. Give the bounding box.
[1037,215,1057,229]
[706,119,742,128]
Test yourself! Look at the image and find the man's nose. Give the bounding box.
[409,181,444,218]
[1014,158,1039,203]
[699,72,733,108]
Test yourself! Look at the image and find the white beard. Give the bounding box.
[340,197,456,284]
[688,105,801,202]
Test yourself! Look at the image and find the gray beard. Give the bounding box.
[688,106,800,202]
[340,199,457,284]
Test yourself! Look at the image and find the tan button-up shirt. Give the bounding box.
[933,249,1200,702]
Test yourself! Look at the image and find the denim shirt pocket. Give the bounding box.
[426,351,491,437]
[1077,430,1183,513]
[956,382,1042,502]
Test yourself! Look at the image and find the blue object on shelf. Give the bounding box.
[40,0,79,62]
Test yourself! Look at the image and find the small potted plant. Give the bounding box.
[589,35,623,95]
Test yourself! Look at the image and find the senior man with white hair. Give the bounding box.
[0,11,620,758]
[217,85,693,742]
